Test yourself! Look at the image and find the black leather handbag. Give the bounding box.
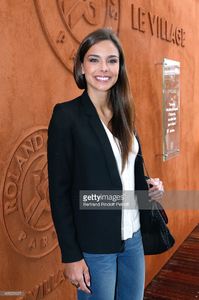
[139,159,175,255]
[140,199,175,255]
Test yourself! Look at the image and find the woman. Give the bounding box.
[47,28,163,300]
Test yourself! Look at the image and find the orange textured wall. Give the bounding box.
[0,0,199,298]
[123,0,199,285]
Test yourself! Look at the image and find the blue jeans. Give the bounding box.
[77,229,145,300]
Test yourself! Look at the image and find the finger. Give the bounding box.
[160,182,164,192]
[149,181,163,191]
[83,269,91,287]
[146,180,154,189]
[148,188,163,196]
[149,193,161,200]
[157,180,163,188]
[79,278,91,294]
[149,186,160,193]
[149,188,163,195]
[154,178,160,182]
[149,191,164,201]
[150,194,163,201]
[147,178,159,184]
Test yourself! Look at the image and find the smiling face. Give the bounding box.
[81,40,120,98]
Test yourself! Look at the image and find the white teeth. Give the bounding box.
[96,76,109,81]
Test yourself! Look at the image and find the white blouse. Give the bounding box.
[101,120,140,240]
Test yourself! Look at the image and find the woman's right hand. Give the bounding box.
[146,177,164,201]
[64,259,91,294]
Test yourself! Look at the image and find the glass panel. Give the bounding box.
[162,58,180,161]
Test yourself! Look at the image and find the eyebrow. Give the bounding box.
[87,54,119,58]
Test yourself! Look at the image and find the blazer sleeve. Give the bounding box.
[135,135,153,233]
[135,134,148,191]
[47,104,83,263]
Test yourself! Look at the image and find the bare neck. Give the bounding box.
[88,90,109,110]
[87,90,113,126]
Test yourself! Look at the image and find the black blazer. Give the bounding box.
[47,91,148,263]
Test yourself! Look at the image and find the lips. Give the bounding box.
[95,76,110,82]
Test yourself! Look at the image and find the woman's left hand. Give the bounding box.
[146,178,164,201]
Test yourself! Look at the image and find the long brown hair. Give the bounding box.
[73,28,135,172]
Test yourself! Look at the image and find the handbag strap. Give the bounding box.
[137,153,151,179]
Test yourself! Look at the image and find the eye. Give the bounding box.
[108,58,119,64]
[88,57,99,63]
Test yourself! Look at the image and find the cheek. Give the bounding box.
[113,64,120,75]
[82,64,94,76]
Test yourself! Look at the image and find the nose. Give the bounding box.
[100,60,108,72]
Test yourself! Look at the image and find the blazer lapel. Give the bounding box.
[80,91,122,189]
